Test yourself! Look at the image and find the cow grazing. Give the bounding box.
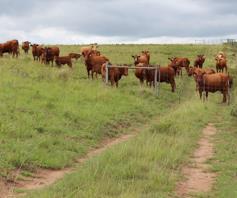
[55,56,72,68]
[101,63,129,87]
[143,66,176,92]
[69,53,81,60]
[84,50,109,79]
[80,44,98,57]
[22,41,30,54]
[43,47,60,65]
[194,55,205,68]
[0,40,19,58]
[196,72,232,103]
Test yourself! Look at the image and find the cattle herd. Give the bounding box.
[0,39,233,103]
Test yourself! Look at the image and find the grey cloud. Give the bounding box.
[0,0,236,43]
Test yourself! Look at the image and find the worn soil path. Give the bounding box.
[176,123,217,197]
[0,125,146,197]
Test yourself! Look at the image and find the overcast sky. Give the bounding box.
[0,0,236,44]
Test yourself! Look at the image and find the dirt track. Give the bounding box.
[176,123,217,197]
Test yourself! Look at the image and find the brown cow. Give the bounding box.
[143,66,176,92]
[132,51,150,85]
[43,47,60,65]
[168,57,190,76]
[0,40,19,58]
[215,57,227,73]
[31,44,44,61]
[80,44,98,57]
[188,66,216,91]
[132,51,150,65]
[196,72,232,103]
[84,50,109,79]
[188,66,216,77]
[69,53,81,60]
[55,56,72,68]
[101,63,129,87]
[194,55,205,68]
[22,41,30,54]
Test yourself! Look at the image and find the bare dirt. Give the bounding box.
[0,181,14,198]
[176,123,217,197]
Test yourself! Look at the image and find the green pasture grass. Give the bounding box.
[0,44,236,197]
[22,44,237,197]
[25,98,219,198]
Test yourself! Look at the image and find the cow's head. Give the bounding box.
[132,55,140,65]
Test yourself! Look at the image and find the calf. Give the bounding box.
[101,63,128,87]
[55,56,72,68]
[69,53,81,60]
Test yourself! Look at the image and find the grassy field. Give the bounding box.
[0,44,236,197]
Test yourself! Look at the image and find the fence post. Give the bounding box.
[106,62,109,84]
[154,66,158,96]
[157,65,161,96]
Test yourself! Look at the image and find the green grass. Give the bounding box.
[0,44,236,197]
[25,99,220,198]
[1,44,213,175]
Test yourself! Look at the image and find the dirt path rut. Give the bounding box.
[0,130,140,197]
[176,123,217,197]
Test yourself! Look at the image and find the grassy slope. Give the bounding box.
[1,44,222,176]
[21,44,237,197]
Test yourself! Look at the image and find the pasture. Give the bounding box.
[0,44,236,197]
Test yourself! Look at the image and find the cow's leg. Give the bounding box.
[170,79,176,92]
[206,91,208,101]
[87,68,90,78]
[91,71,94,79]
[199,89,202,100]
[223,92,227,103]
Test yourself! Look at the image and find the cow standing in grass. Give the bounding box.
[0,39,19,58]
[143,66,176,92]
[168,57,190,76]
[196,72,232,103]
[194,55,205,68]
[132,51,150,85]
[84,50,109,79]
[55,56,72,68]
[43,47,60,65]
[22,41,31,54]
[101,63,129,87]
